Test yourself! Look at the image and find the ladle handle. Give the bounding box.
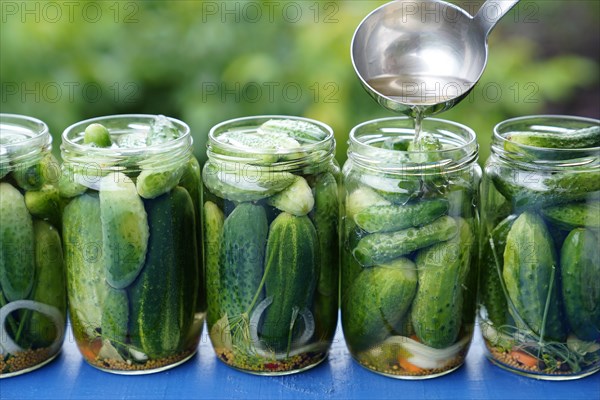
[475,0,520,38]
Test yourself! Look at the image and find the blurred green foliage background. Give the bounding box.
[1,0,598,165]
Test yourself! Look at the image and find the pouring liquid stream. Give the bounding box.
[367,75,471,147]
[413,108,425,147]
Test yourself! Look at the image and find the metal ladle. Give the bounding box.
[351,0,520,117]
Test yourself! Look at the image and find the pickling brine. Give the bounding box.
[60,115,203,374]
[203,116,340,375]
[341,117,481,379]
[479,115,600,380]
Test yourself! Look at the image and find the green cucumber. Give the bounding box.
[219,128,301,151]
[459,218,479,325]
[381,137,411,151]
[101,286,129,345]
[261,213,319,351]
[12,154,60,191]
[345,187,390,218]
[353,199,448,233]
[447,180,477,218]
[352,216,458,266]
[211,132,278,165]
[0,164,9,180]
[481,176,512,230]
[24,185,61,229]
[310,172,339,341]
[57,165,87,198]
[258,119,327,143]
[179,158,202,210]
[505,126,600,149]
[455,218,476,281]
[219,203,269,318]
[136,165,185,199]
[560,228,600,341]
[213,128,301,165]
[411,218,474,348]
[492,168,600,211]
[99,172,149,289]
[203,162,296,202]
[345,217,366,252]
[0,182,35,302]
[541,201,600,230]
[179,157,204,313]
[503,212,566,341]
[480,215,517,327]
[204,201,225,327]
[28,220,66,347]
[341,229,365,296]
[129,187,199,357]
[172,187,200,342]
[547,170,600,193]
[359,173,422,204]
[267,176,314,216]
[63,192,107,337]
[342,258,417,352]
[407,133,443,163]
[84,123,112,147]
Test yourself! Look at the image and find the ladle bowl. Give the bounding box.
[351,0,520,116]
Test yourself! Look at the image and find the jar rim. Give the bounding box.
[208,115,334,156]
[61,114,191,156]
[493,114,600,153]
[350,116,477,152]
[0,113,51,150]
[491,115,600,169]
[348,117,478,173]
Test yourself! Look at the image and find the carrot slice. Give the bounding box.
[510,350,538,368]
[78,338,102,361]
[398,357,424,373]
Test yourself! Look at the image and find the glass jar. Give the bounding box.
[203,116,340,375]
[341,117,480,379]
[60,115,203,374]
[479,115,600,380]
[0,114,66,377]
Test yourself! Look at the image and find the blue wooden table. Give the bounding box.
[2,324,598,400]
